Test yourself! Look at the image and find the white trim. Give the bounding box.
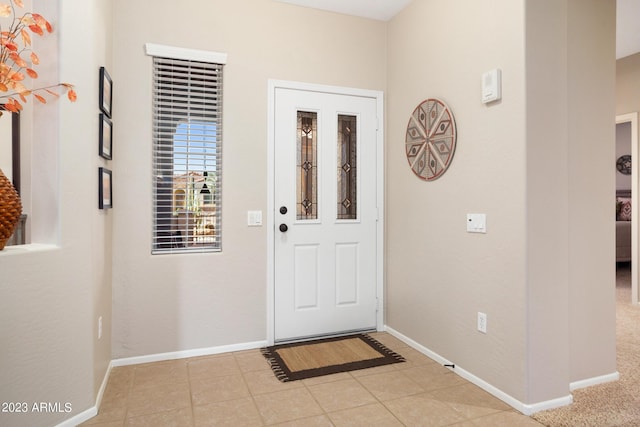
[267,81,276,345]
[0,243,59,257]
[375,91,385,332]
[617,112,639,305]
[144,43,227,64]
[95,361,113,411]
[384,326,573,415]
[55,407,97,427]
[266,79,385,345]
[570,371,620,391]
[55,361,113,427]
[111,340,267,367]
[57,339,267,426]
[521,395,574,415]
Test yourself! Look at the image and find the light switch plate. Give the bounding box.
[467,213,486,233]
[482,69,501,104]
[247,211,262,226]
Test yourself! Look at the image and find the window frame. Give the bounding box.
[146,44,227,255]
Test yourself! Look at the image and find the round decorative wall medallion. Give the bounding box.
[405,98,457,181]
[617,155,631,175]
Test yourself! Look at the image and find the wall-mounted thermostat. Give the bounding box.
[482,69,501,104]
[467,213,486,233]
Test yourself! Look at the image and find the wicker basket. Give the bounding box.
[0,169,22,250]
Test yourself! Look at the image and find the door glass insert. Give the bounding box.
[337,114,357,220]
[297,111,318,220]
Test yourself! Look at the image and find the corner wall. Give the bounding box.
[0,1,114,426]
[524,0,571,403]
[566,0,617,384]
[387,0,616,406]
[386,0,529,402]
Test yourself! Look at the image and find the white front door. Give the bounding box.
[273,86,379,342]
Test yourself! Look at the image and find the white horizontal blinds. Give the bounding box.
[152,56,223,254]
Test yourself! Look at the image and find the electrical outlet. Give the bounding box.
[477,312,487,333]
[98,316,103,340]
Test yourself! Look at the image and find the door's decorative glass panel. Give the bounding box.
[297,111,318,220]
[337,115,357,219]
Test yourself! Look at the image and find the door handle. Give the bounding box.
[279,224,288,232]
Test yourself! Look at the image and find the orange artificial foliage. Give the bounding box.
[0,0,76,116]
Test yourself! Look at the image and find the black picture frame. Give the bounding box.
[99,66,112,118]
[99,167,112,209]
[99,114,112,160]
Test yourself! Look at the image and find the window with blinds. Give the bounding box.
[151,55,223,254]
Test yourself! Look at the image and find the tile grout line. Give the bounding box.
[350,368,408,426]
[235,352,269,426]
[186,358,196,427]
[358,372,408,427]
[93,334,536,426]
[300,378,330,424]
[122,365,135,426]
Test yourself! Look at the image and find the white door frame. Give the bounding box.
[266,79,385,345]
[617,112,639,305]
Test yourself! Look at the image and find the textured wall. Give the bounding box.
[386,0,616,406]
[0,0,113,426]
[110,0,387,358]
[386,0,529,402]
[565,0,616,385]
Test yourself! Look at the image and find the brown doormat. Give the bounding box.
[261,334,405,382]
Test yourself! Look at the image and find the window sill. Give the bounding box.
[0,243,59,256]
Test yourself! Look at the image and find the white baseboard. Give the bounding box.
[95,361,113,409]
[55,406,97,427]
[58,332,608,425]
[384,326,573,415]
[111,340,268,367]
[570,371,619,391]
[55,362,112,427]
[57,340,265,426]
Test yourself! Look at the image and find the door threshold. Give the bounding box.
[274,328,377,345]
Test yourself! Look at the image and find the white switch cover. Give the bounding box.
[467,214,486,233]
[247,211,262,226]
[477,312,487,333]
[482,69,502,104]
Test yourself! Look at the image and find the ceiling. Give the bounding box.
[277,0,640,59]
[275,0,412,21]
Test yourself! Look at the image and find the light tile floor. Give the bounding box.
[81,333,543,426]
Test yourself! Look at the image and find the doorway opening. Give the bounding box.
[616,112,639,305]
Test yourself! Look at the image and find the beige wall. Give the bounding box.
[566,0,617,384]
[386,0,616,406]
[617,53,640,116]
[0,1,619,424]
[0,1,113,426]
[110,0,387,358]
[387,0,529,402]
[525,0,571,403]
